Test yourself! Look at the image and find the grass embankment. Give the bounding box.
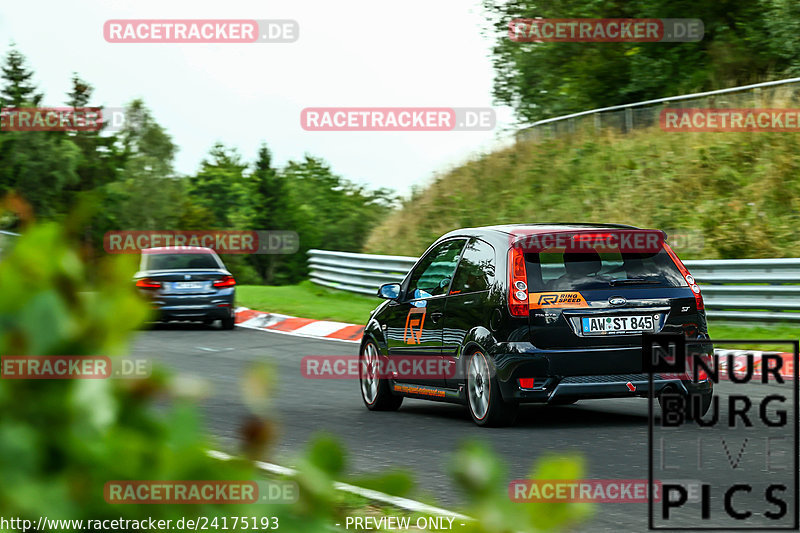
[363,126,800,259]
[707,323,799,351]
[237,281,380,323]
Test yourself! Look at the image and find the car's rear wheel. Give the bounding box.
[221,310,235,330]
[658,388,712,423]
[360,341,402,411]
[466,351,518,427]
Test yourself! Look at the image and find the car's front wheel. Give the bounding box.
[360,341,403,411]
[466,351,518,427]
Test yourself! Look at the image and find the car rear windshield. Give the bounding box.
[524,247,685,291]
[142,253,220,271]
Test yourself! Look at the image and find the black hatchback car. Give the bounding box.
[134,246,237,329]
[359,224,713,426]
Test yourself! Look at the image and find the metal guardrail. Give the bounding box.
[308,249,418,295]
[516,77,800,139]
[308,249,800,322]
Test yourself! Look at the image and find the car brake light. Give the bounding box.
[572,232,614,241]
[507,247,528,317]
[663,243,704,310]
[519,378,535,389]
[135,278,161,289]
[213,275,236,288]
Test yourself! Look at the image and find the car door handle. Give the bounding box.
[430,312,443,323]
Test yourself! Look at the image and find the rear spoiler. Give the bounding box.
[509,229,666,254]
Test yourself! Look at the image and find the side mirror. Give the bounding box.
[377,283,401,300]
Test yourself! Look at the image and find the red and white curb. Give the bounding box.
[235,307,364,343]
[715,349,795,381]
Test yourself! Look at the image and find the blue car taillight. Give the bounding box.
[213,275,236,288]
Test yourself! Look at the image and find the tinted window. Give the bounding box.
[406,240,466,299]
[450,239,495,294]
[143,253,220,270]
[525,247,684,291]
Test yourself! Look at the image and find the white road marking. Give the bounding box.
[208,450,470,520]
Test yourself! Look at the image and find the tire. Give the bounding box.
[221,313,235,330]
[360,340,403,411]
[658,389,712,423]
[466,351,518,427]
[688,390,713,418]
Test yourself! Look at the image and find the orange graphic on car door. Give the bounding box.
[403,308,426,344]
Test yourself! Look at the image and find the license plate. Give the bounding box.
[172,281,205,290]
[581,315,656,335]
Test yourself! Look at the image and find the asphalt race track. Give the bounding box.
[132,324,798,532]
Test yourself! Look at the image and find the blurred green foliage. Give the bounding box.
[0,223,590,531]
[452,442,593,532]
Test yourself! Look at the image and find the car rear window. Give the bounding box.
[524,247,685,291]
[142,253,220,271]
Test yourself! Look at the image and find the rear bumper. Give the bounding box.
[505,374,712,403]
[147,290,235,321]
[491,341,713,403]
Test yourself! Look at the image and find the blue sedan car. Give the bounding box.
[134,246,237,329]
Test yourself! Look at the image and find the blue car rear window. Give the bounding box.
[143,253,219,270]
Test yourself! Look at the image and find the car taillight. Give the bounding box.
[664,243,704,310]
[519,378,535,389]
[213,275,236,288]
[135,278,161,289]
[572,232,614,242]
[507,247,528,317]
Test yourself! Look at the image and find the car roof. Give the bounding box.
[141,246,216,254]
[441,223,641,240]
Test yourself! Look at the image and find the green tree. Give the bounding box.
[279,156,396,283]
[0,45,79,220]
[63,74,123,206]
[0,43,42,107]
[250,144,294,283]
[188,143,250,229]
[103,99,183,230]
[484,0,793,123]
